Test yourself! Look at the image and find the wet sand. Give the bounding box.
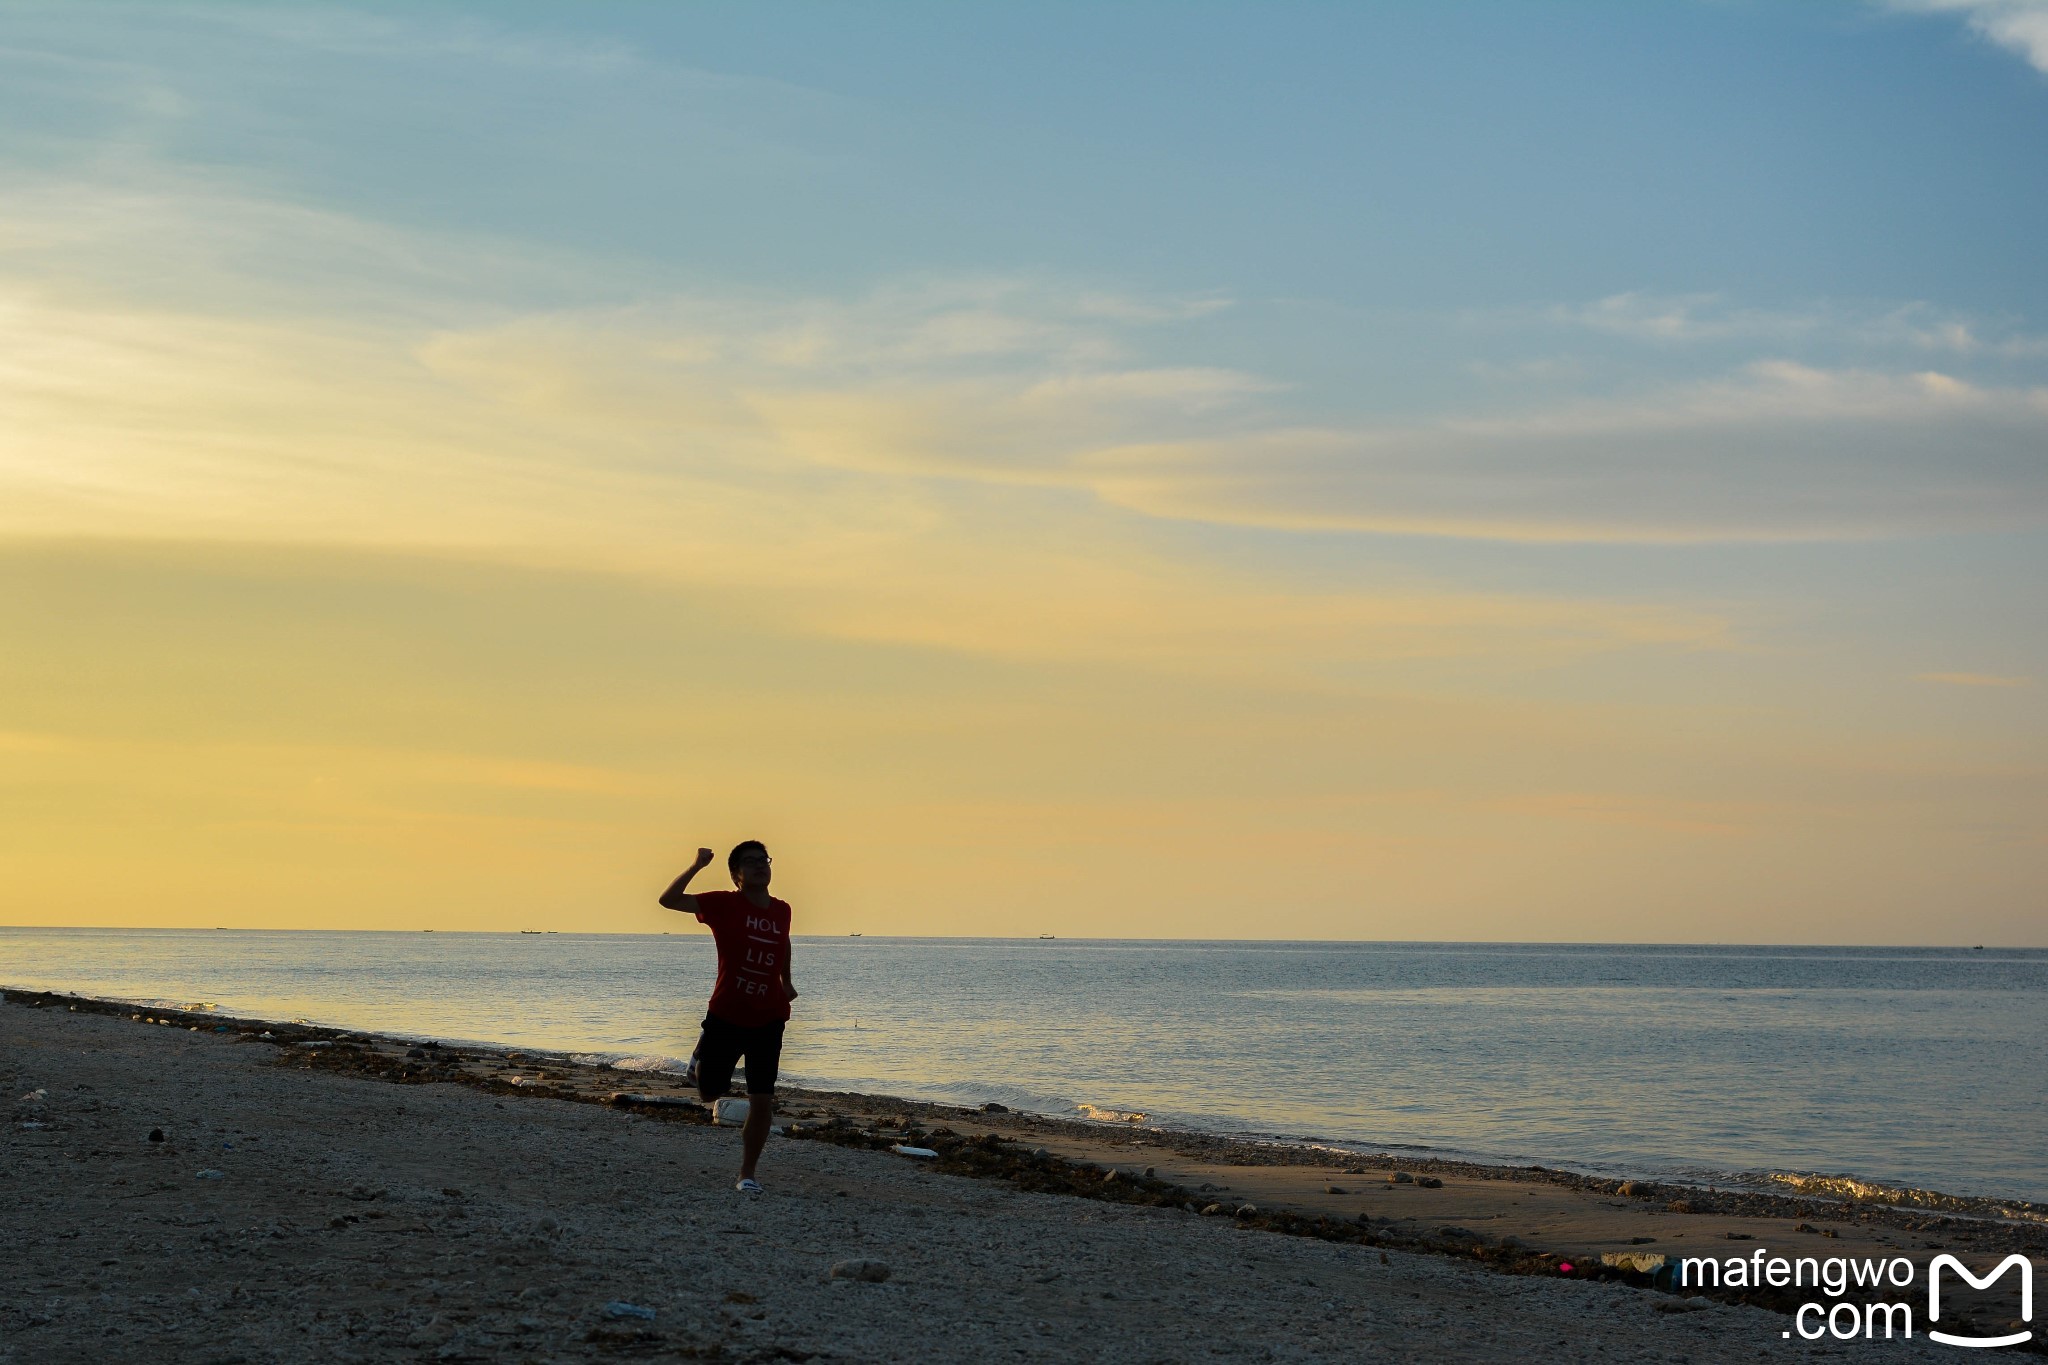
[5,989,2034,1361]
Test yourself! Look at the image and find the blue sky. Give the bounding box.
[1,1,2044,939]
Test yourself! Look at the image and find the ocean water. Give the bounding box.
[4,929,2044,1205]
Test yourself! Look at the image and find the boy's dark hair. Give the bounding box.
[728,840,769,872]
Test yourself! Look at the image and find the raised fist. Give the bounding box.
[693,847,715,867]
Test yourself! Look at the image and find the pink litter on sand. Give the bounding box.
[1558,1263,1574,1273]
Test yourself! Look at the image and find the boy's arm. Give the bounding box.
[784,907,798,999]
[657,848,716,915]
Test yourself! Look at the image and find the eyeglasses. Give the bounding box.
[735,855,772,868]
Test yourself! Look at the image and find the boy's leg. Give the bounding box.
[736,1021,785,1184]
[693,1016,741,1104]
[739,1093,774,1181]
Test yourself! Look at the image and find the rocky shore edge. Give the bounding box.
[11,985,2043,1351]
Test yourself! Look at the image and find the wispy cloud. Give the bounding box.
[747,358,2048,542]
[11,162,2045,554]
[1881,0,2048,75]
[1917,671,2035,687]
[1545,292,2048,357]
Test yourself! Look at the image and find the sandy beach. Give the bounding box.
[6,990,2034,1362]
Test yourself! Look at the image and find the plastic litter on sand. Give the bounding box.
[604,1301,657,1321]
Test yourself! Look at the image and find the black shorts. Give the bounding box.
[694,1012,784,1099]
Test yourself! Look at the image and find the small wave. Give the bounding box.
[1762,1170,2048,1222]
[1075,1104,1149,1124]
[609,1054,690,1074]
[568,1053,690,1074]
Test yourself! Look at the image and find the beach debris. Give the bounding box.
[891,1144,939,1159]
[1600,1250,1678,1287]
[1143,1166,1156,1178]
[1075,1104,1148,1123]
[610,1092,700,1110]
[19,1121,49,1130]
[1324,1185,1347,1195]
[1666,1199,1696,1213]
[603,1301,657,1320]
[712,1097,751,1126]
[829,1259,891,1282]
[1391,1171,1414,1184]
[149,1128,164,1143]
[979,1102,1009,1113]
[1200,1204,1225,1216]
[18,1088,46,1103]
[1235,1204,1258,1218]
[1416,1176,1443,1189]
[195,1169,224,1180]
[1102,1168,1121,1183]
[1618,1180,1645,1197]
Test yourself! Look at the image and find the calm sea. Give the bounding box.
[4,929,2043,1205]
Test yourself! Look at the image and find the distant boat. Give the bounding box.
[421,929,434,933]
[1039,934,1055,940]
[520,930,542,935]
[849,933,863,937]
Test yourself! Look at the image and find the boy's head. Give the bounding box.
[728,840,771,889]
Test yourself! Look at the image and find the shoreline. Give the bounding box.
[10,988,2044,1330]
[7,986,2035,1359]
[17,983,2041,1223]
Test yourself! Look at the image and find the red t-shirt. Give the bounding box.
[693,890,793,1027]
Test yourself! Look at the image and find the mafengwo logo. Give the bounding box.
[1928,1254,2032,1350]
[1678,1249,2033,1346]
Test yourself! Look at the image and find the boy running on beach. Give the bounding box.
[658,841,797,1194]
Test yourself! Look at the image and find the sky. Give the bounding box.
[1,0,2044,942]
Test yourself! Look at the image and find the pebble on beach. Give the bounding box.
[829,1259,891,1283]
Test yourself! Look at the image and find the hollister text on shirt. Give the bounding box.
[693,891,793,1027]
